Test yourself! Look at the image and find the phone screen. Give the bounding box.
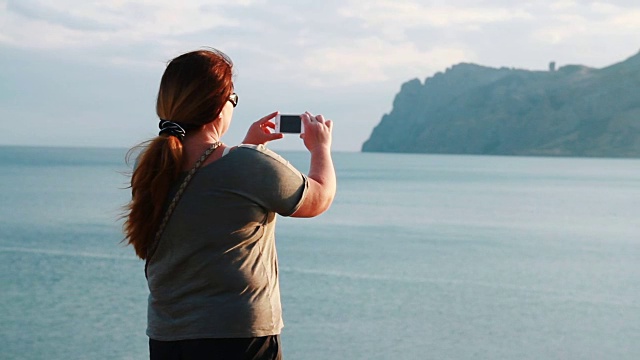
[279,115,302,133]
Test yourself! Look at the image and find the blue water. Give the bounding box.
[1,146,639,359]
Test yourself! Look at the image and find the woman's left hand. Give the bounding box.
[242,111,284,145]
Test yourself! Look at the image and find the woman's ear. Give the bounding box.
[210,111,224,124]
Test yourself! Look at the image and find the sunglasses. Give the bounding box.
[228,93,238,107]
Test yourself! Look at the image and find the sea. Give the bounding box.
[0,145,638,360]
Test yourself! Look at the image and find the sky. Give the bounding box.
[1,0,639,152]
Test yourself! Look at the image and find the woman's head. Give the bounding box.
[123,48,235,259]
[157,49,234,132]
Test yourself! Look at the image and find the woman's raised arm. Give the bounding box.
[291,112,336,218]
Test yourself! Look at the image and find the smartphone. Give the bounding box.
[275,114,304,134]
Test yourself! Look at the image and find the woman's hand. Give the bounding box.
[291,112,335,218]
[300,112,333,153]
[242,111,284,145]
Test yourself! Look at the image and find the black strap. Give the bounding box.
[144,141,221,278]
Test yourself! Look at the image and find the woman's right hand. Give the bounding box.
[242,111,284,145]
[300,112,333,153]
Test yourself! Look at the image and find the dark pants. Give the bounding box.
[149,335,282,360]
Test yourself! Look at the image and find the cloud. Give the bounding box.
[0,0,246,49]
[338,0,533,32]
[1,0,638,87]
[608,10,640,30]
[531,2,640,45]
[300,38,474,86]
[6,0,117,31]
[283,0,530,85]
[549,0,578,11]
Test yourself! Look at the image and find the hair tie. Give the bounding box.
[158,120,186,141]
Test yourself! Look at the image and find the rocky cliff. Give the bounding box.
[362,51,640,157]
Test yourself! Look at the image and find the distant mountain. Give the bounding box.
[362,51,640,157]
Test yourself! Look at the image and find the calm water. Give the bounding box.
[0,146,638,359]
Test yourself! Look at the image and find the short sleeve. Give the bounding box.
[232,145,308,216]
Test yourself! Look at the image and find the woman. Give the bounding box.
[122,49,336,359]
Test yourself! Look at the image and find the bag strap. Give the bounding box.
[145,141,222,278]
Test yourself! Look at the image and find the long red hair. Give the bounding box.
[123,49,234,259]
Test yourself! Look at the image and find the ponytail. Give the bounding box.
[123,136,183,259]
[122,48,233,259]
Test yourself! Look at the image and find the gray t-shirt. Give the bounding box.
[146,144,308,340]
